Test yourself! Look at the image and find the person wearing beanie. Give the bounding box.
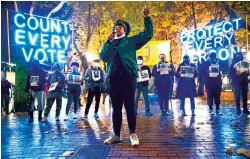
[229,52,250,115]
[204,52,223,115]
[82,59,104,120]
[42,63,66,122]
[25,59,48,123]
[135,56,153,116]
[64,61,83,120]
[101,7,153,146]
[152,54,175,116]
[176,55,198,116]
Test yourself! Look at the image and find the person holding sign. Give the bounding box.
[25,59,48,123]
[204,52,223,115]
[64,61,82,120]
[135,56,153,116]
[229,52,250,115]
[176,55,198,116]
[100,7,153,146]
[42,63,66,122]
[82,60,104,120]
[152,54,175,116]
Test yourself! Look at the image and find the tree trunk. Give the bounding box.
[191,2,197,29]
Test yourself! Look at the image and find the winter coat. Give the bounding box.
[26,68,48,92]
[176,63,198,99]
[46,71,66,99]
[85,67,104,91]
[100,17,154,77]
[1,79,11,95]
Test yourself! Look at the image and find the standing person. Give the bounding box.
[64,61,82,120]
[42,63,66,122]
[229,52,250,115]
[100,7,153,146]
[176,55,198,116]
[152,54,175,116]
[204,52,223,115]
[1,72,11,115]
[82,60,104,120]
[135,56,153,116]
[25,59,48,123]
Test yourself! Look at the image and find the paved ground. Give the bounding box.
[1,97,250,159]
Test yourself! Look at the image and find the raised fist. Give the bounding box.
[143,6,150,18]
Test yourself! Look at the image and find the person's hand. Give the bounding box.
[143,6,150,18]
[108,32,115,42]
[236,71,241,75]
[244,69,249,74]
[157,68,161,72]
[179,71,182,75]
[168,68,172,72]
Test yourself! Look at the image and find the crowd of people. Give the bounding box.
[1,7,250,147]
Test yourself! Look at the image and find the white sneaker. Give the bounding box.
[82,114,88,120]
[94,113,99,119]
[73,113,77,119]
[130,133,139,146]
[209,110,214,115]
[64,115,68,121]
[55,116,60,121]
[104,135,122,144]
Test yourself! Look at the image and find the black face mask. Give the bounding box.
[183,59,190,65]
[160,58,165,62]
[210,58,217,64]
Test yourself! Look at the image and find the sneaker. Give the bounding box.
[243,110,250,115]
[216,110,222,115]
[181,110,187,116]
[236,110,241,115]
[94,113,99,119]
[209,110,214,115]
[64,115,68,121]
[130,133,139,146]
[104,135,122,144]
[145,111,153,116]
[192,110,196,116]
[41,117,48,122]
[55,116,60,121]
[82,114,88,120]
[73,113,77,119]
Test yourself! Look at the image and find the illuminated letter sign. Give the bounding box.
[181,18,244,62]
[13,13,72,63]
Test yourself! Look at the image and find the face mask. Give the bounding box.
[183,59,190,65]
[137,60,143,65]
[160,58,165,62]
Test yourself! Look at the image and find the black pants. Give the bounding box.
[110,75,137,136]
[1,94,9,114]
[66,85,81,115]
[233,85,248,112]
[84,87,101,115]
[156,83,170,113]
[206,84,221,110]
[44,97,62,117]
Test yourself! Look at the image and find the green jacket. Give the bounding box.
[100,17,154,77]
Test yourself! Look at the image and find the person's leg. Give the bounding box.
[190,97,195,115]
[84,90,95,115]
[43,97,55,117]
[134,87,142,114]
[110,81,123,137]
[180,98,185,111]
[55,97,62,117]
[4,95,10,114]
[28,90,36,122]
[94,88,101,114]
[73,88,81,114]
[163,83,170,112]
[1,95,4,115]
[66,89,74,115]
[206,86,213,111]
[214,88,221,113]
[142,86,150,113]
[233,86,241,114]
[123,77,137,134]
[242,86,249,113]
[157,87,165,113]
[37,90,44,121]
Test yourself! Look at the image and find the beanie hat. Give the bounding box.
[114,20,131,36]
[70,61,80,68]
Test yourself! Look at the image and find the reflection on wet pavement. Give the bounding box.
[1,98,250,159]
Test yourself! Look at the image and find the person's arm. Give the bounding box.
[176,65,181,78]
[100,41,117,63]
[169,64,175,76]
[152,65,157,77]
[192,64,198,78]
[146,66,152,78]
[47,74,52,88]
[131,17,154,50]
[100,69,104,83]
[84,68,92,82]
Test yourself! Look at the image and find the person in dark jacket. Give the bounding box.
[42,63,66,122]
[82,59,104,120]
[135,56,153,116]
[229,52,250,115]
[176,55,198,116]
[204,52,223,115]
[152,54,175,116]
[25,59,48,123]
[64,61,82,120]
[1,72,11,115]
[100,7,153,146]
